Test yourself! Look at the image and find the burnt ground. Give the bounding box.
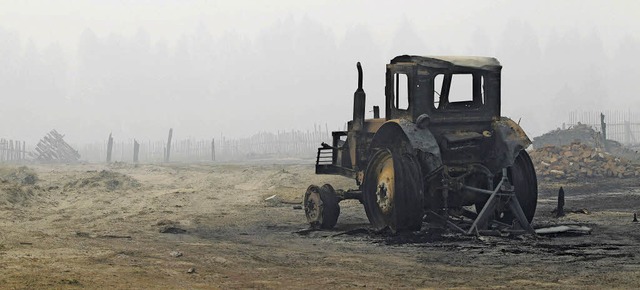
[0,163,639,289]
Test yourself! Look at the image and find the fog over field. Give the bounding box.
[1,0,639,144]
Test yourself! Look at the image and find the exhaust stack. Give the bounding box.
[353,62,366,131]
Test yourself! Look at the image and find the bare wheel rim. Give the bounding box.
[304,185,323,227]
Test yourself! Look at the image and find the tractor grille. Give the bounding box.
[316,147,333,166]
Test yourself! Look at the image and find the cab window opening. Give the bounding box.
[394,73,409,110]
[433,73,484,110]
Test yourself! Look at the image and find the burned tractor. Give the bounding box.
[304,55,538,235]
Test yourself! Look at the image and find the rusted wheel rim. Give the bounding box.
[304,185,323,226]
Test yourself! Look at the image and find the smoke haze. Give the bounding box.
[1,0,639,145]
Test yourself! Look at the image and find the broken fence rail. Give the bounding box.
[0,138,26,162]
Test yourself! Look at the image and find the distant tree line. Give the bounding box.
[0,18,639,141]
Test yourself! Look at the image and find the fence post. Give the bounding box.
[164,128,173,162]
[625,121,637,144]
[106,133,114,163]
[211,138,215,161]
[600,113,607,151]
[133,139,140,163]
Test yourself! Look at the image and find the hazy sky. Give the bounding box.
[2,1,637,53]
[1,0,639,145]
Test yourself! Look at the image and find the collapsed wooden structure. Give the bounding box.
[32,130,81,163]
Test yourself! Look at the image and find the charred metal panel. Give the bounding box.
[489,117,532,171]
[363,118,385,134]
[368,119,442,173]
[390,55,502,72]
[427,120,494,167]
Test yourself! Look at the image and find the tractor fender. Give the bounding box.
[491,117,532,169]
[369,119,442,172]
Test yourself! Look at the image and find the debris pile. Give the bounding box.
[31,130,81,163]
[64,170,140,191]
[532,123,602,149]
[530,142,640,179]
[0,166,38,185]
[606,139,640,163]
[0,166,39,206]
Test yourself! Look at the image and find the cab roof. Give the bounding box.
[390,55,502,72]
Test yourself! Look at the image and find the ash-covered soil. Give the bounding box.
[0,162,639,289]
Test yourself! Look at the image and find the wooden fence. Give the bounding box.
[567,110,640,146]
[75,129,332,163]
[0,139,26,163]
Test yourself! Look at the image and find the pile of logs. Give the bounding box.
[32,130,81,163]
[529,142,640,179]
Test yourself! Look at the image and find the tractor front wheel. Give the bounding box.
[304,184,340,229]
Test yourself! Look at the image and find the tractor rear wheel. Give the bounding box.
[475,150,538,225]
[363,149,424,233]
[502,150,538,223]
[304,184,340,229]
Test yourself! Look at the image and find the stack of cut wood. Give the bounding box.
[32,130,81,163]
[529,142,640,179]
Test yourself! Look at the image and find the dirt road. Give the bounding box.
[1,162,639,289]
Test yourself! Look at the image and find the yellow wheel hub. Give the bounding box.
[375,157,395,215]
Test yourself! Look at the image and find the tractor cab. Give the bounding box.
[385,55,501,124]
[383,56,507,172]
[317,56,513,178]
